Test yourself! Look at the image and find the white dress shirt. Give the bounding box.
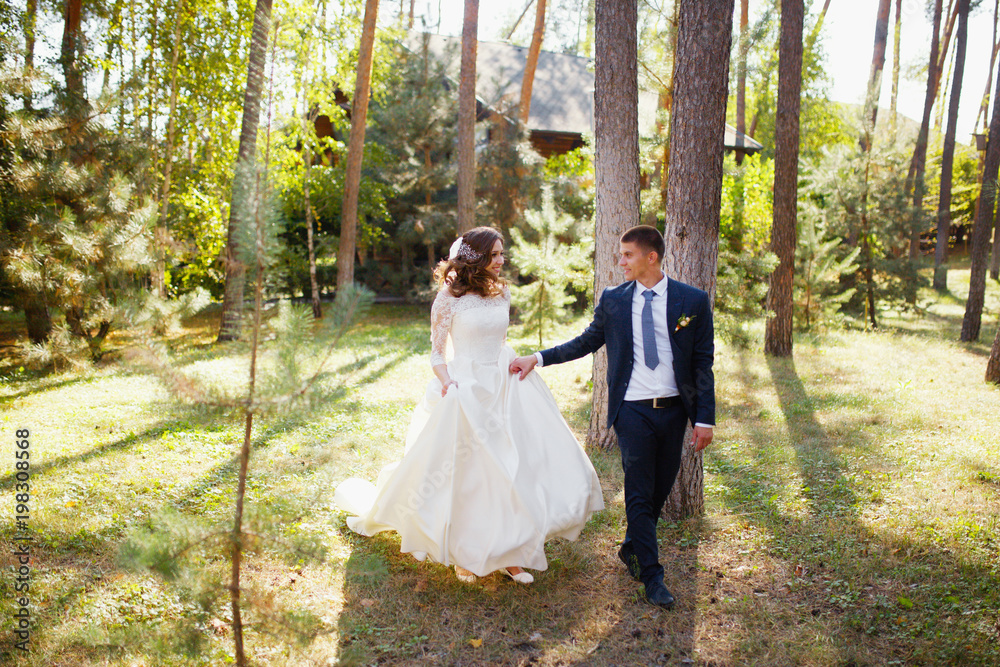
[622,275,675,401]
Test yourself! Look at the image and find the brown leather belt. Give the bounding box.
[630,396,682,409]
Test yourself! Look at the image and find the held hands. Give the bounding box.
[508,355,538,380]
[691,425,713,453]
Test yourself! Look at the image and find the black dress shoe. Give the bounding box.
[617,543,641,581]
[644,582,676,610]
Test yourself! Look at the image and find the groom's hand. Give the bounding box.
[691,425,713,452]
[509,355,538,380]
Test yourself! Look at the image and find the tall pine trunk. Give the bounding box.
[153,1,187,299]
[908,0,944,260]
[734,0,748,167]
[933,0,969,292]
[889,0,903,138]
[456,0,479,234]
[764,0,804,358]
[857,0,892,329]
[23,0,37,110]
[587,0,639,451]
[987,324,1000,383]
[662,0,734,519]
[960,55,1000,342]
[974,0,999,133]
[992,203,1000,280]
[60,0,85,110]
[336,0,380,289]
[519,0,546,123]
[218,0,275,342]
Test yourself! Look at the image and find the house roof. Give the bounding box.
[408,32,763,155]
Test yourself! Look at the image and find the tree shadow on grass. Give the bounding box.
[704,352,1000,665]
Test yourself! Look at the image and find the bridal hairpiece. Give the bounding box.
[448,236,483,262]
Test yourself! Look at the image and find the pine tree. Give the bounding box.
[367,35,459,282]
[1,104,155,363]
[510,188,592,347]
[794,206,860,330]
[478,105,544,246]
[121,155,372,665]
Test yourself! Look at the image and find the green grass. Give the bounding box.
[0,268,998,666]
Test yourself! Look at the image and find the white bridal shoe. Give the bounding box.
[499,567,533,584]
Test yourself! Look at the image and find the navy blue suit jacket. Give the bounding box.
[540,278,715,429]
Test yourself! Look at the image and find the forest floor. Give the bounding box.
[1,266,999,666]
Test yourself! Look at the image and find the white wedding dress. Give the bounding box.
[334,285,604,576]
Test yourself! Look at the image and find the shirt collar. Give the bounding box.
[636,274,668,297]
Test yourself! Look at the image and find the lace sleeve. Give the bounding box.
[429,288,455,367]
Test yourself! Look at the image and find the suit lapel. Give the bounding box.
[621,281,635,347]
[666,279,685,353]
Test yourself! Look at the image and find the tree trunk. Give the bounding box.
[987,323,1000,383]
[933,0,961,132]
[764,0,804,358]
[860,0,891,153]
[734,0,748,167]
[587,0,639,451]
[934,0,969,292]
[889,0,903,138]
[217,0,275,342]
[519,0,546,124]
[992,205,1000,280]
[336,0,380,290]
[60,0,85,110]
[23,0,38,109]
[973,0,999,133]
[456,0,479,234]
[23,298,52,344]
[101,0,123,96]
[960,54,1000,342]
[908,0,944,260]
[662,0,734,520]
[153,1,186,299]
[306,127,322,318]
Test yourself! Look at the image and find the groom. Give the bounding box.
[509,225,715,609]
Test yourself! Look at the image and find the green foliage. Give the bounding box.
[720,152,775,252]
[715,239,779,349]
[510,189,593,347]
[795,205,860,330]
[477,106,544,241]
[802,144,929,323]
[1,106,155,362]
[543,145,595,225]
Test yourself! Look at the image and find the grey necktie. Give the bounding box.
[642,289,659,370]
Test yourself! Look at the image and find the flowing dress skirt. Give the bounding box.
[334,345,605,576]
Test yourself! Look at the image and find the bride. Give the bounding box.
[334,226,604,584]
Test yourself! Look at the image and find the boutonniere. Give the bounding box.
[674,314,696,332]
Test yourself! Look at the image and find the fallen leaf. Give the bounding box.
[413,579,428,593]
[528,631,542,641]
[360,598,376,608]
[468,638,483,648]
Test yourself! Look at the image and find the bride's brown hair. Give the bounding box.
[434,226,506,298]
